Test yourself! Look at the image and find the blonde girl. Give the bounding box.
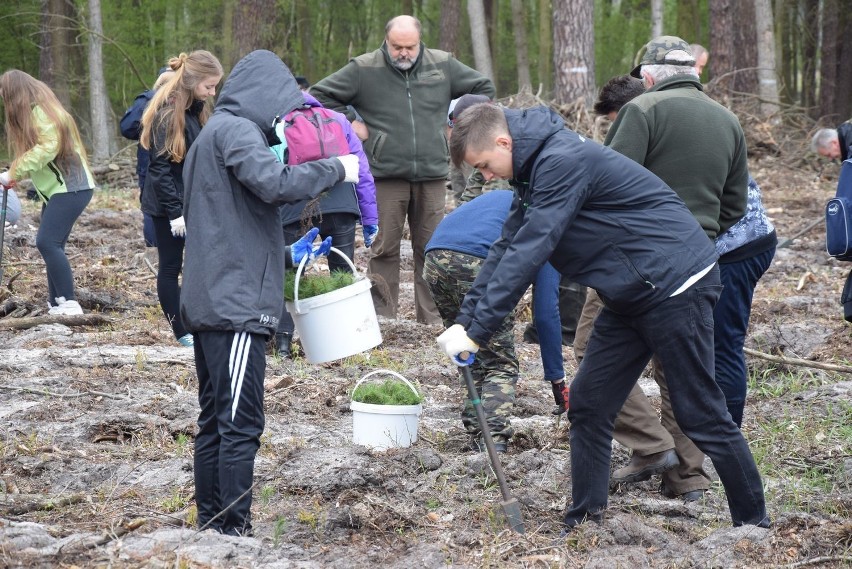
[140,50,222,347]
[0,69,95,315]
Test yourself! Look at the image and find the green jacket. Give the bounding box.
[604,75,747,238]
[13,106,95,201]
[311,42,495,181]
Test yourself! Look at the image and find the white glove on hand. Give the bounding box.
[170,216,186,238]
[436,324,479,366]
[0,171,11,187]
[336,154,359,183]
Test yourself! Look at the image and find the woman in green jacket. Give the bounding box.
[0,70,95,315]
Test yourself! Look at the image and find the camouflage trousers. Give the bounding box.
[423,249,518,443]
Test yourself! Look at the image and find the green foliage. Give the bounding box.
[352,379,422,406]
[283,269,356,301]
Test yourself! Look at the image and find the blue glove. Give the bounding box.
[363,224,379,248]
[290,228,334,265]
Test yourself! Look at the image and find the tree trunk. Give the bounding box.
[438,0,462,54]
[801,0,818,118]
[467,0,494,81]
[754,0,779,117]
[538,0,553,96]
[232,0,277,67]
[86,0,113,161]
[709,0,735,92]
[651,0,663,39]
[837,6,852,120]
[510,0,532,91]
[732,1,758,96]
[296,0,314,82]
[40,0,72,110]
[817,0,838,123]
[552,0,595,107]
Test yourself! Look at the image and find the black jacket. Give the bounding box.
[457,107,718,345]
[119,90,154,191]
[838,120,852,162]
[141,100,204,220]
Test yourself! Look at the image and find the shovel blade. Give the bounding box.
[500,497,525,534]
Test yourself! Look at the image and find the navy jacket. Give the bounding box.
[119,90,154,190]
[457,107,717,345]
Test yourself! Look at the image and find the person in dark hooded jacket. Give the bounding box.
[181,50,359,536]
[440,102,769,531]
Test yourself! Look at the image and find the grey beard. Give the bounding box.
[391,58,413,71]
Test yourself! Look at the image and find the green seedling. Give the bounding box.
[283,269,356,301]
[351,379,422,406]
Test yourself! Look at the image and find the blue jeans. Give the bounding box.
[533,262,565,381]
[715,247,775,426]
[564,267,768,528]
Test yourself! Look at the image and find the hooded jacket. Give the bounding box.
[838,119,852,162]
[277,92,378,226]
[310,42,494,181]
[180,50,345,336]
[456,107,717,345]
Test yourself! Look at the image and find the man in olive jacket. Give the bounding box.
[310,14,495,324]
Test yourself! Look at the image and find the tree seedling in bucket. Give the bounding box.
[283,269,356,301]
[352,379,423,406]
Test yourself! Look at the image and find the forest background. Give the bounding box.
[0,0,850,166]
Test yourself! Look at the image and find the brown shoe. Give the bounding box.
[611,449,679,484]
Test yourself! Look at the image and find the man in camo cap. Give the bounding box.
[604,34,753,503]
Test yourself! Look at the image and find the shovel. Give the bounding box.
[459,362,525,534]
[0,184,8,286]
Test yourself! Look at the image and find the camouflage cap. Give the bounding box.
[630,35,696,78]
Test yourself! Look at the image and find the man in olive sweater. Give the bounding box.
[603,36,750,502]
[310,15,495,324]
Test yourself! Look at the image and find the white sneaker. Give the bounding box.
[48,296,67,315]
[51,299,83,316]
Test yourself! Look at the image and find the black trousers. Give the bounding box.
[193,330,266,536]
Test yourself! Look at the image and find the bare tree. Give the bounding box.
[232,0,277,67]
[86,0,113,161]
[733,2,758,96]
[438,0,462,54]
[40,0,73,109]
[467,0,494,81]
[552,0,595,106]
[817,0,839,123]
[510,0,531,91]
[754,0,779,117]
[709,0,735,91]
[651,0,663,38]
[538,0,552,95]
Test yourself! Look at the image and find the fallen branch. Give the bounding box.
[0,384,128,400]
[786,556,848,568]
[0,312,113,330]
[3,493,86,516]
[744,347,852,374]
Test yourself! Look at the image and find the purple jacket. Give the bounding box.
[301,93,377,224]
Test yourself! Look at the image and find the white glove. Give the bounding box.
[170,216,186,238]
[0,171,11,187]
[336,154,359,183]
[437,324,480,366]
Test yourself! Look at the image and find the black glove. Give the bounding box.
[551,380,569,415]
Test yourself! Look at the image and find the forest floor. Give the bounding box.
[1,117,852,568]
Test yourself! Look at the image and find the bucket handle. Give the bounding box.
[353,369,420,400]
[293,246,359,314]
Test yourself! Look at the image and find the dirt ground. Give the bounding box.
[1,116,852,568]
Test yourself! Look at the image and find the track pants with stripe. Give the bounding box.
[193,330,266,535]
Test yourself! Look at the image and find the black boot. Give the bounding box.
[275,332,292,358]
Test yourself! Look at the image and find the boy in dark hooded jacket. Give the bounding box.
[181,50,358,536]
[439,102,769,531]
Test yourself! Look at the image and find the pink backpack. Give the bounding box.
[281,106,349,165]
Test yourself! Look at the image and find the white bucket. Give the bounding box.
[285,247,382,364]
[350,370,422,451]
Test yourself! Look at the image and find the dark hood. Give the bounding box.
[506,107,566,182]
[214,50,304,145]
